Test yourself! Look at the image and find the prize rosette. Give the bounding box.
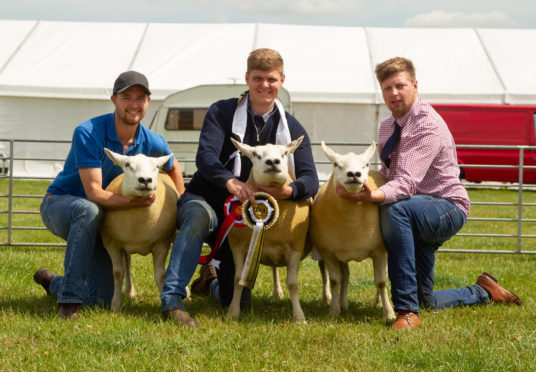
[239,192,279,288]
[240,192,279,230]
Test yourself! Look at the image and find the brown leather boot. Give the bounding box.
[191,264,217,296]
[162,308,199,328]
[476,272,522,306]
[392,311,422,330]
[33,268,54,296]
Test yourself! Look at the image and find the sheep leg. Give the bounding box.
[152,242,169,293]
[324,256,342,316]
[227,248,247,321]
[372,250,396,321]
[106,246,125,312]
[339,261,349,312]
[318,259,332,305]
[123,251,136,298]
[286,250,306,323]
[272,267,284,300]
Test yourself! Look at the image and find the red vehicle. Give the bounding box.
[433,104,536,184]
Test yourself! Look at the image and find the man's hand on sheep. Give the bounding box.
[335,181,385,204]
[126,192,157,207]
[254,181,293,200]
[226,178,256,205]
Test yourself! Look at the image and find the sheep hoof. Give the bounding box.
[226,311,240,321]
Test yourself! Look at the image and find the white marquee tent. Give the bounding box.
[1,20,535,176]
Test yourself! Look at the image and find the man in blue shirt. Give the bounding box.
[160,48,318,327]
[34,71,184,319]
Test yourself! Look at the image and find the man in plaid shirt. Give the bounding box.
[337,57,521,330]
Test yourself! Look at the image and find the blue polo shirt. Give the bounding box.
[47,113,174,198]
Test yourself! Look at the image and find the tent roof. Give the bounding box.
[0,20,534,104]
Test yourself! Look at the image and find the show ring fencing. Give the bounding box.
[1,139,535,254]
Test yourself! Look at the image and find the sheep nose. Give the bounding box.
[347,171,361,178]
[138,177,152,185]
[266,159,280,166]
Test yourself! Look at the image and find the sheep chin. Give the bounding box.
[133,186,155,196]
[342,181,363,194]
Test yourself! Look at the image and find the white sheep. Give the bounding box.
[100,148,179,311]
[227,136,311,322]
[310,142,395,321]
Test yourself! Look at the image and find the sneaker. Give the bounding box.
[34,268,54,296]
[57,303,81,319]
[162,308,199,328]
[191,264,217,296]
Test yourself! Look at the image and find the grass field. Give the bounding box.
[1,180,535,371]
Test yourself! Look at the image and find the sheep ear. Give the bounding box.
[363,142,377,161]
[104,148,126,167]
[321,141,339,164]
[155,153,173,169]
[231,137,254,158]
[287,135,304,154]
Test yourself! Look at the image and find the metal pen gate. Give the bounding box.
[1,139,535,254]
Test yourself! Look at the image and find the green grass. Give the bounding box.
[1,180,536,370]
[1,247,535,371]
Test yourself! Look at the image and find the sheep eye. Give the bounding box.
[252,151,261,160]
[125,162,130,168]
[283,151,288,156]
[366,162,369,167]
[334,162,340,168]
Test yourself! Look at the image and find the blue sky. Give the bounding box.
[1,0,535,28]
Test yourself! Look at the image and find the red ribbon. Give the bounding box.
[198,195,244,265]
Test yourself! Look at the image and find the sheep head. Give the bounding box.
[231,136,304,186]
[103,148,172,196]
[321,141,376,193]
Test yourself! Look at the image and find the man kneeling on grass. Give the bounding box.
[336,56,522,330]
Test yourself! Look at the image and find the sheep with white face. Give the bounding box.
[227,136,311,323]
[310,142,395,321]
[100,148,179,312]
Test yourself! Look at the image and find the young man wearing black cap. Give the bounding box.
[33,71,184,319]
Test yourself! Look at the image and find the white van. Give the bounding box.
[149,84,292,177]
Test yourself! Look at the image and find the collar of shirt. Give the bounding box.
[389,97,422,130]
[248,104,277,123]
[107,113,142,153]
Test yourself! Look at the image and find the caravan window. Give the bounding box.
[165,108,207,130]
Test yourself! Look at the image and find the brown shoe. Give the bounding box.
[392,311,422,330]
[191,264,217,296]
[476,272,522,306]
[162,308,199,328]
[34,268,54,296]
[57,303,81,319]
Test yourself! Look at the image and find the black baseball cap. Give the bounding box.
[113,71,151,95]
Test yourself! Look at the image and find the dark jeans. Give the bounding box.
[380,195,489,314]
[40,194,113,306]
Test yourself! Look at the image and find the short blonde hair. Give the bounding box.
[375,57,416,85]
[247,48,284,75]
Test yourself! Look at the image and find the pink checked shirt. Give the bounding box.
[378,98,470,216]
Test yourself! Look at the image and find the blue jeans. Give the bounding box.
[161,192,218,312]
[40,194,114,306]
[380,195,490,314]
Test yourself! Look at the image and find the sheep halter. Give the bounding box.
[239,192,279,288]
